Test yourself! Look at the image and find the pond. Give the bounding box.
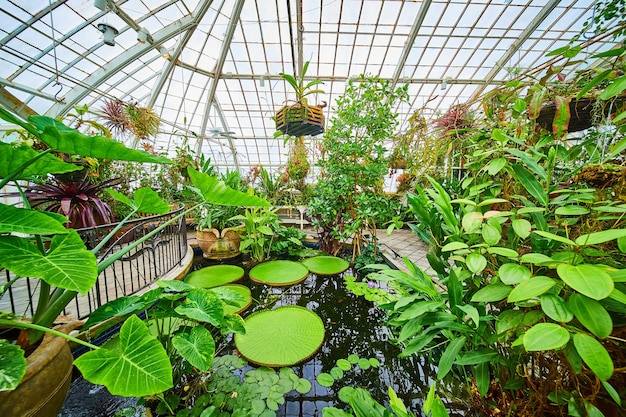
[61,252,468,416]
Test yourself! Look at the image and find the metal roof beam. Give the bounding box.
[0,87,38,119]
[45,13,200,118]
[0,77,61,102]
[146,1,215,108]
[196,0,245,157]
[390,0,433,88]
[467,0,561,102]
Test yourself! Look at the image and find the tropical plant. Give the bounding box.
[0,106,269,398]
[308,76,409,258]
[279,60,324,105]
[230,206,282,263]
[100,98,161,142]
[23,176,121,228]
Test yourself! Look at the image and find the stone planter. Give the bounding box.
[196,227,242,259]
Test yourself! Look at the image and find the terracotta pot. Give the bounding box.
[196,227,242,259]
[0,322,78,417]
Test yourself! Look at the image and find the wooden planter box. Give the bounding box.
[275,103,325,137]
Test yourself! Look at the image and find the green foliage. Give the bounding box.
[315,353,380,388]
[309,76,409,256]
[230,206,282,262]
[0,106,269,398]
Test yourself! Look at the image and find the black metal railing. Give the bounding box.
[0,206,188,320]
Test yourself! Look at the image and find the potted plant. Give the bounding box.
[0,107,269,416]
[195,203,244,259]
[275,61,326,137]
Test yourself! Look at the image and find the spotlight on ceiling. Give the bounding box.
[158,45,171,59]
[98,23,119,46]
[94,0,107,11]
[137,27,153,44]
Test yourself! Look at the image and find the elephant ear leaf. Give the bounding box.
[74,315,173,396]
[0,142,81,180]
[0,339,27,391]
[188,168,269,207]
[29,115,171,164]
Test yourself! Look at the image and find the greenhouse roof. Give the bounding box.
[0,0,620,172]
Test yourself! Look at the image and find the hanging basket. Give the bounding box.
[275,103,325,137]
[536,97,624,133]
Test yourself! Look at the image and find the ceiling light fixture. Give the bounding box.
[158,45,170,59]
[137,27,153,44]
[94,0,107,11]
[259,76,265,87]
[98,23,119,46]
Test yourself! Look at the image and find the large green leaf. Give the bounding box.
[0,230,97,294]
[499,263,531,285]
[523,323,570,351]
[175,289,224,327]
[74,315,173,396]
[540,294,573,322]
[474,362,490,397]
[188,168,269,207]
[437,336,466,379]
[397,301,444,322]
[507,276,556,303]
[575,229,626,246]
[455,348,499,365]
[83,295,153,329]
[133,188,171,214]
[0,204,69,235]
[0,142,81,180]
[557,264,614,300]
[568,294,612,339]
[172,326,215,372]
[471,283,512,302]
[510,164,547,206]
[600,74,626,100]
[466,252,487,274]
[572,333,613,381]
[0,339,27,391]
[29,115,171,164]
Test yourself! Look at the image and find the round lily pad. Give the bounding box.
[184,264,244,288]
[249,260,309,286]
[213,284,252,315]
[234,306,325,367]
[302,256,349,276]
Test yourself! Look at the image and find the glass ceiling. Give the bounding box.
[0,0,617,173]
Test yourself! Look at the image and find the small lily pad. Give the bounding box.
[184,265,244,288]
[369,358,381,367]
[357,358,371,370]
[302,256,350,276]
[316,373,335,387]
[249,260,309,286]
[296,378,312,394]
[336,358,351,371]
[347,354,359,364]
[330,367,344,379]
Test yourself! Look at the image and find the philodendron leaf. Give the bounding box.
[568,293,612,339]
[74,315,173,396]
[523,323,570,351]
[188,168,269,207]
[471,283,512,302]
[512,218,531,239]
[0,339,27,390]
[0,230,97,294]
[540,294,573,323]
[0,204,69,235]
[499,263,531,285]
[30,115,171,164]
[507,276,556,303]
[575,229,626,246]
[172,326,215,372]
[466,252,487,274]
[557,264,613,300]
[0,142,81,180]
[175,289,224,326]
[572,333,614,381]
[438,336,466,379]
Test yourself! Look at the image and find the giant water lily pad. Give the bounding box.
[302,256,349,276]
[184,265,244,288]
[249,260,309,286]
[213,284,252,315]
[234,306,325,367]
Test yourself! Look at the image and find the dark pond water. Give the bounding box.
[60,252,467,416]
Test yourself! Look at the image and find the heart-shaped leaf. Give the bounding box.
[0,339,27,390]
[172,326,215,372]
[568,294,612,339]
[466,252,487,274]
[508,276,556,303]
[499,263,531,285]
[523,323,569,351]
[0,204,69,235]
[74,315,173,396]
[557,264,613,300]
[175,289,224,326]
[0,230,97,294]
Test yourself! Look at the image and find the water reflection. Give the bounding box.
[194,257,446,416]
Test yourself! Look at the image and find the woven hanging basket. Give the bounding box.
[275,103,325,137]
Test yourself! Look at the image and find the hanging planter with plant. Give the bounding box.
[275,61,326,137]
